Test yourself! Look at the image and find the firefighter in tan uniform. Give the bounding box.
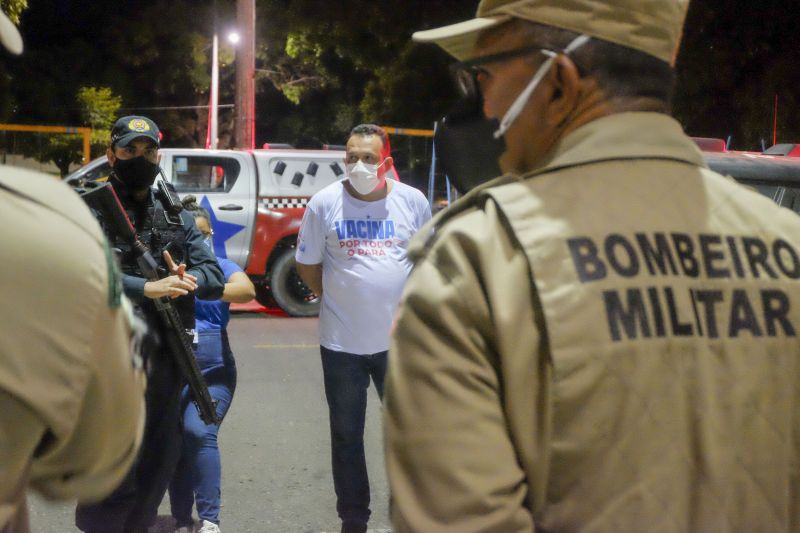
[385,1,800,531]
[0,17,145,531]
[0,167,146,533]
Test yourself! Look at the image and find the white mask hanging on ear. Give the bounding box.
[493,34,591,139]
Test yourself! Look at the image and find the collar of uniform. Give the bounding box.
[524,112,707,179]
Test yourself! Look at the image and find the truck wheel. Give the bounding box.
[270,248,320,317]
[253,279,277,309]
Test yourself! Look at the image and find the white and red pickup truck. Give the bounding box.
[66,147,352,316]
[67,139,800,317]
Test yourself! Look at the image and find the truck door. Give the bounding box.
[161,150,255,268]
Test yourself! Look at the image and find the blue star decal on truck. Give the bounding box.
[201,195,245,259]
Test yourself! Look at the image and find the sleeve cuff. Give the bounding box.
[122,275,147,303]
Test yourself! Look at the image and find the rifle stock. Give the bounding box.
[79,181,220,425]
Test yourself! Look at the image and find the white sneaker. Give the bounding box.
[198,520,221,533]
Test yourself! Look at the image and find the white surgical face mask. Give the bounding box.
[346,160,383,195]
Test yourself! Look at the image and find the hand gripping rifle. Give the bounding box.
[78,181,220,425]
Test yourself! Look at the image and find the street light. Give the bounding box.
[208,30,240,149]
[209,1,255,150]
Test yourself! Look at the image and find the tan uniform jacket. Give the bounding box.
[386,113,800,532]
[0,167,145,532]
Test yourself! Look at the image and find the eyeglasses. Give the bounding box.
[450,44,554,103]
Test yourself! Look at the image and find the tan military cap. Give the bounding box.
[412,0,690,65]
[0,9,22,55]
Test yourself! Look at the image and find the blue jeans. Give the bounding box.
[320,346,387,527]
[169,330,237,526]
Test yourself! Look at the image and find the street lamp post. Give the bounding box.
[235,0,256,149]
[209,32,219,149]
[208,31,240,150]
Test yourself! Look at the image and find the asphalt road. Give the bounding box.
[28,314,391,533]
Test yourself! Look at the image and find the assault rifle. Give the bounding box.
[78,181,220,425]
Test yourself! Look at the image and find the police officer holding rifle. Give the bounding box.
[75,116,224,533]
[386,0,800,531]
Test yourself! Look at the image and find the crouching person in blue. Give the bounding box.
[76,116,224,533]
[169,196,256,533]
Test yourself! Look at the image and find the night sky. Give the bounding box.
[2,1,799,152]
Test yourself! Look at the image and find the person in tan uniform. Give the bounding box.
[0,168,147,533]
[0,13,145,533]
[385,1,800,531]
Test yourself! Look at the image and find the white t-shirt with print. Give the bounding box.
[296,180,432,355]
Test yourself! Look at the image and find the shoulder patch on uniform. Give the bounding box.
[104,240,123,308]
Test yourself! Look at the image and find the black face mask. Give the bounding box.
[113,155,161,191]
[434,94,505,195]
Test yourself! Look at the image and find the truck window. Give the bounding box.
[749,184,782,202]
[781,187,800,214]
[172,156,241,193]
[84,161,111,182]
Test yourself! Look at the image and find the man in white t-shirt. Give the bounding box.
[296,124,431,533]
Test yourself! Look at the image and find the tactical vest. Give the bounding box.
[99,187,196,333]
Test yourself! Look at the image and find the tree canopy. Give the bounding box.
[0,0,27,24]
[675,0,800,148]
[0,0,798,173]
